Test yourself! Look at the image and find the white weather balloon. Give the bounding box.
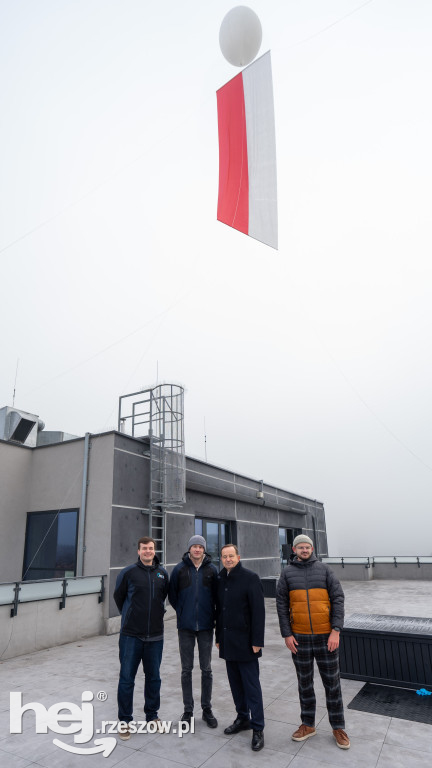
[219,6,262,67]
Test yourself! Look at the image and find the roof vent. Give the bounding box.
[0,406,42,447]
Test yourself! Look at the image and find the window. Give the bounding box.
[23,509,79,580]
[279,527,302,567]
[195,518,230,570]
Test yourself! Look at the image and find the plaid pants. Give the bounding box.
[292,633,345,729]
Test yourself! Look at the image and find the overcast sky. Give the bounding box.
[1,0,431,556]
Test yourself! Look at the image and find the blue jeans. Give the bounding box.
[117,634,163,722]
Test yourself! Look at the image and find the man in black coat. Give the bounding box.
[216,544,265,752]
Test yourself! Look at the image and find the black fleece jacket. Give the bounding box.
[114,555,169,639]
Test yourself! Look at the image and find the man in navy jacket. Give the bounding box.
[216,544,265,751]
[168,535,218,727]
[114,536,169,739]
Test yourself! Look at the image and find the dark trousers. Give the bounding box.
[117,634,163,723]
[292,633,345,729]
[225,659,265,731]
[178,628,213,712]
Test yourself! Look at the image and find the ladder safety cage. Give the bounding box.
[118,384,186,566]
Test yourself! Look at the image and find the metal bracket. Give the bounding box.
[10,582,20,617]
[59,578,67,610]
[98,575,105,604]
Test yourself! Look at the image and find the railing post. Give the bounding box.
[59,579,67,610]
[394,557,398,568]
[10,582,20,618]
[98,575,105,604]
[341,557,344,569]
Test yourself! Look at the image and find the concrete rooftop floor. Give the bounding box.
[0,579,431,768]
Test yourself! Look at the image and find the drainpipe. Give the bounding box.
[76,432,90,577]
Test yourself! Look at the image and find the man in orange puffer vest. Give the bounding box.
[276,535,350,750]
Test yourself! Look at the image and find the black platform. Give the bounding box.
[340,614,432,689]
[348,683,432,725]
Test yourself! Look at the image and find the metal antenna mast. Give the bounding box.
[12,359,19,407]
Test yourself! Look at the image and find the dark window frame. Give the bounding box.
[194,517,232,570]
[279,526,303,567]
[22,508,79,581]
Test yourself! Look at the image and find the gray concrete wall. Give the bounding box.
[112,433,150,508]
[0,441,32,581]
[235,501,280,578]
[324,563,373,581]
[83,433,115,588]
[28,439,83,511]
[165,510,195,568]
[184,487,235,521]
[109,433,152,619]
[372,563,432,580]
[324,563,432,580]
[0,594,105,660]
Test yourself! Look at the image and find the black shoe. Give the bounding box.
[252,730,264,751]
[224,717,251,735]
[181,712,192,724]
[202,708,218,728]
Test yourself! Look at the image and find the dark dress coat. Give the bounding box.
[216,561,265,662]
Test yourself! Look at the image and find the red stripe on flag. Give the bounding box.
[216,73,249,236]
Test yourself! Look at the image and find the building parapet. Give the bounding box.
[322,556,432,581]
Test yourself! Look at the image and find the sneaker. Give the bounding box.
[117,721,132,740]
[202,708,218,728]
[333,728,350,749]
[291,724,316,742]
[181,712,193,724]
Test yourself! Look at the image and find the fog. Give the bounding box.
[1,0,431,555]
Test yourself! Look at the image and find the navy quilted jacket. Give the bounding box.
[168,552,218,631]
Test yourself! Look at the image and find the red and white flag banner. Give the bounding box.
[217,51,278,250]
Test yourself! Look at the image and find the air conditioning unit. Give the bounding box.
[0,406,44,448]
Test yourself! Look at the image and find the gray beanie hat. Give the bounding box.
[293,534,313,547]
[188,535,206,550]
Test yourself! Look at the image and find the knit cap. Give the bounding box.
[188,535,206,550]
[292,534,313,547]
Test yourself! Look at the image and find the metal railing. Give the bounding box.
[0,575,105,617]
[322,556,432,569]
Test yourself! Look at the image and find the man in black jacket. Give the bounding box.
[114,536,169,739]
[216,544,265,752]
[168,535,218,728]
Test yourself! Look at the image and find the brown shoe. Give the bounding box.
[117,721,132,740]
[292,724,316,741]
[333,729,350,749]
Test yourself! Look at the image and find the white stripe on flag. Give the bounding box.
[242,52,278,250]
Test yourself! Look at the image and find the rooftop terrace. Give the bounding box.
[0,580,431,768]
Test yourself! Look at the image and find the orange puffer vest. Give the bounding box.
[289,587,331,634]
